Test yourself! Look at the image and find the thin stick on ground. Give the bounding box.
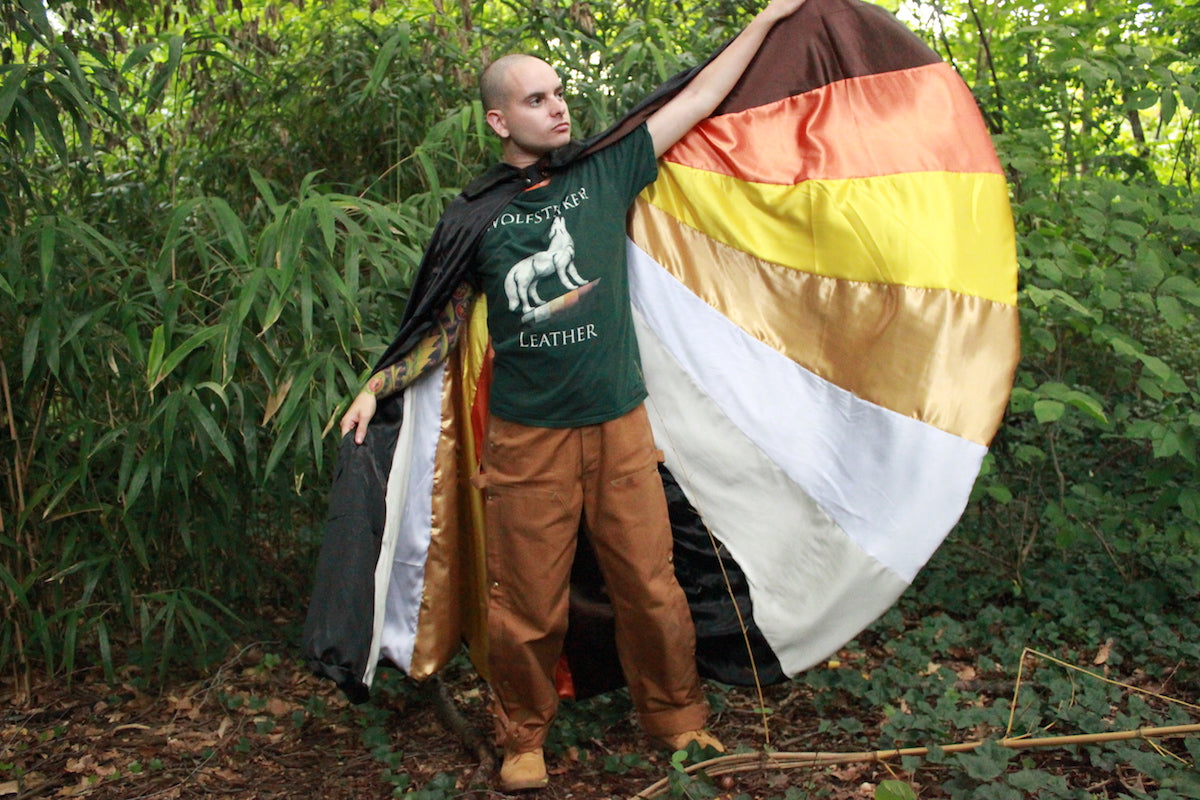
[631,724,1200,799]
[427,674,495,786]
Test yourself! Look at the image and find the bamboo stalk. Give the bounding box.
[632,724,1200,798]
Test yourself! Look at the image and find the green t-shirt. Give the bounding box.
[473,124,658,427]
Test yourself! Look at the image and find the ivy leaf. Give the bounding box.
[1033,400,1065,424]
[1179,488,1200,523]
[1157,295,1190,329]
[1113,219,1149,241]
[986,484,1014,503]
[1160,275,1200,307]
[960,741,1012,781]
[1065,390,1108,423]
[1009,768,1063,793]
[876,780,918,800]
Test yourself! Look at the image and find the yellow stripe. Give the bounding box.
[643,162,1018,306]
[630,201,1020,445]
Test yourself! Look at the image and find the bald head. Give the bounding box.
[480,54,571,166]
[480,54,550,112]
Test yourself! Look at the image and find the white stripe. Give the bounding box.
[628,239,983,583]
[636,317,910,673]
[370,363,445,681]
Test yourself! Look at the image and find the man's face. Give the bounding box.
[487,57,571,166]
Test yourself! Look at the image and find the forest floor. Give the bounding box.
[5,627,1193,800]
[5,554,1200,800]
[3,637,948,800]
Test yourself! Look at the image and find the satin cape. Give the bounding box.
[302,0,1019,703]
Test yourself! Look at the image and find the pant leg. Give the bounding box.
[581,404,709,737]
[480,416,583,752]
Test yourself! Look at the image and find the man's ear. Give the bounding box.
[485,109,508,139]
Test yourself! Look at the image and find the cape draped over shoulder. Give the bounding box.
[302,0,1019,703]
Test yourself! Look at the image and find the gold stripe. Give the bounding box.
[409,299,491,680]
[629,201,1019,445]
[643,163,1018,306]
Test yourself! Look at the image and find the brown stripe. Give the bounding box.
[716,0,942,116]
[583,0,941,156]
[629,201,1018,445]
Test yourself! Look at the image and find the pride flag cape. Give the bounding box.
[306,0,1019,699]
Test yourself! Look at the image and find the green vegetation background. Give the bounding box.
[2,0,1198,795]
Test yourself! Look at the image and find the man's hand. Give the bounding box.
[647,0,808,157]
[759,0,809,24]
[340,390,378,445]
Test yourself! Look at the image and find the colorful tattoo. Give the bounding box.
[364,283,474,400]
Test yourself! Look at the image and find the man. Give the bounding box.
[340,0,807,790]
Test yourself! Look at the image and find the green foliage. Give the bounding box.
[876,780,918,800]
[897,0,1200,594]
[546,687,636,754]
[1,0,438,682]
[1,12,1197,800]
[0,0,754,686]
[831,546,1200,799]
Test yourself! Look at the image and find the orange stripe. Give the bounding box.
[663,63,1001,184]
[629,201,1019,445]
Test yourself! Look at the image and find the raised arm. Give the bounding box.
[646,0,807,157]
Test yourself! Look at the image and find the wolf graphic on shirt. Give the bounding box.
[504,215,587,315]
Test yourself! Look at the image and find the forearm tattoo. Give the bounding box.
[365,283,474,399]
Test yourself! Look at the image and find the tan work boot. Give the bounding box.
[652,728,726,754]
[499,747,548,792]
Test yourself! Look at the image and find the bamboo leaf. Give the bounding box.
[184,394,236,465]
[97,621,116,683]
[149,327,223,391]
[146,325,167,388]
[415,148,441,198]
[262,359,320,476]
[145,35,185,113]
[161,392,181,472]
[262,375,295,425]
[315,196,337,256]
[120,42,160,74]
[0,65,30,124]
[38,218,55,285]
[300,269,314,340]
[206,197,250,265]
[21,311,40,381]
[366,29,405,96]
[250,169,280,213]
[49,43,94,105]
[18,0,52,33]
[125,455,151,511]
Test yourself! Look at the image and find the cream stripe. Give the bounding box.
[376,364,444,678]
[643,164,1017,306]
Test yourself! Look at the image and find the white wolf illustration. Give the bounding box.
[504,216,585,313]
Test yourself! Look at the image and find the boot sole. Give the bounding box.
[500,776,549,792]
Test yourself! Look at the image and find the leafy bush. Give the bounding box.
[2,0,1197,739]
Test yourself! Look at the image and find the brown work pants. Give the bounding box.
[477,404,708,753]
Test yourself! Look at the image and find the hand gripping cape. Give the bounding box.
[302,0,1019,703]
